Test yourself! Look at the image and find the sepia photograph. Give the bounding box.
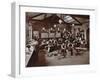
[25,12,90,67]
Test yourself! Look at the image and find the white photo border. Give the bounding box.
[11,2,96,78]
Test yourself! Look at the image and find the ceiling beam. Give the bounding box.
[44,13,47,19]
[71,15,89,19]
[71,15,82,25]
[31,13,44,19]
[30,19,42,21]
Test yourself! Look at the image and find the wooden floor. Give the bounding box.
[26,50,89,67]
[46,51,89,66]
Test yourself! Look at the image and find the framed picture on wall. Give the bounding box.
[41,32,48,38]
[11,2,96,78]
[49,33,55,38]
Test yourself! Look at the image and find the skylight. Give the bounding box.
[64,15,75,23]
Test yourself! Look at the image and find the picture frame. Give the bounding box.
[11,2,96,78]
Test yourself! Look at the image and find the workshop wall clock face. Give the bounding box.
[11,2,96,77]
[25,12,90,67]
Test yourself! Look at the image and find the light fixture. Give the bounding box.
[59,19,62,24]
[72,24,75,26]
[54,24,57,28]
[42,27,46,31]
[50,27,53,31]
[64,28,66,31]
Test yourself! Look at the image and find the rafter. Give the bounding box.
[71,15,89,19]
[71,15,82,25]
[31,13,44,19]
